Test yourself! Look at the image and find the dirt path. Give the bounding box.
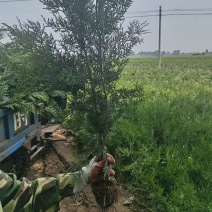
[25,129,132,212]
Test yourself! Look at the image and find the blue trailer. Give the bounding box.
[0,108,41,170]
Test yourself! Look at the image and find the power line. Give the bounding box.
[125,5,212,18]
[126,8,212,15]
[125,15,159,18]
[0,0,33,3]
[158,6,162,69]
[163,8,212,12]
[126,10,158,15]
[163,13,212,16]
[125,12,212,19]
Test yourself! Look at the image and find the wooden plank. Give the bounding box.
[45,137,67,141]
[41,124,60,133]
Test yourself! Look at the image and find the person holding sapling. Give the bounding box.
[0,154,115,212]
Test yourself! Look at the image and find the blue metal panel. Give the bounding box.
[35,114,38,125]
[0,124,37,162]
[7,112,14,138]
[27,116,30,126]
[0,117,5,141]
[0,109,6,118]
[0,137,26,161]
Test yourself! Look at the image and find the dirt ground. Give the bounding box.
[25,129,132,212]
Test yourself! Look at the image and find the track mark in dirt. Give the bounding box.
[26,129,132,212]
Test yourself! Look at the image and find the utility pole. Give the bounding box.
[158,6,162,69]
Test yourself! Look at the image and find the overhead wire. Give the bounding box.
[163,8,212,12]
[0,1,212,18]
[126,13,212,18]
[125,15,159,18]
[125,8,212,18]
[0,0,33,3]
[126,10,158,15]
[126,8,212,15]
[163,13,212,16]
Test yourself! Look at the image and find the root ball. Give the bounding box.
[91,177,118,208]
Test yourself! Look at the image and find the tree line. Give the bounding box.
[129,49,212,57]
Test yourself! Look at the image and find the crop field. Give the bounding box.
[120,56,212,98]
[109,56,212,211]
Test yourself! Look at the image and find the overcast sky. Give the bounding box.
[0,0,212,53]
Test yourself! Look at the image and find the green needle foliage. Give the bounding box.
[2,1,147,148]
[39,0,147,149]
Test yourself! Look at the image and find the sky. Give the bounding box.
[0,0,212,53]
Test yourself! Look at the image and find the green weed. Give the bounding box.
[108,56,212,211]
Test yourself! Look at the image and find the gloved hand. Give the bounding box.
[73,153,115,193]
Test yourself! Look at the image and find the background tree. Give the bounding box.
[172,50,180,56]
[0,23,68,118]
[0,29,5,41]
[128,51,136,56]
[0,30,9,105]
[3,20,72,95]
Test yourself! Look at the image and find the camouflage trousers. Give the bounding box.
[0,170,76,212]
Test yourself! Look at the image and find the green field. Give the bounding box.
[108,56,212,211]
